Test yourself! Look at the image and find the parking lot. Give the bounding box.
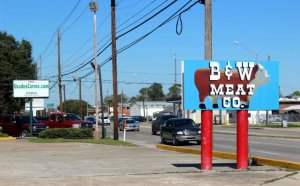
[0,140,299,186]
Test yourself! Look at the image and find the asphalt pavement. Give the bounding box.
[0,140,299,186]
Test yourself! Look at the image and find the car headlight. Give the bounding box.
[46,126,49,129]
[198,131,201,134]
[176,131,184,135]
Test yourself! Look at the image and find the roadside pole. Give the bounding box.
[123,120,126,142]
[201,0,213,170]
[29,98,33,137]
[237,110,249,169]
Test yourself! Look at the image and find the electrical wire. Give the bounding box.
[60,0,179,77]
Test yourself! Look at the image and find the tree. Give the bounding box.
[136,83,165,101]
[57,99,91,115]
[149,82,165,101]
[167,84,181,99]
[0,32,36,113]
[291,91,300,96]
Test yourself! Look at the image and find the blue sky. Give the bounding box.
[1,0,299,107]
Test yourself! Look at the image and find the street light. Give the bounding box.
[90,1,100,139]
[233,40,258,60]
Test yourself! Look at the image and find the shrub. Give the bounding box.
[38,128,93,139]
[0,132,9,137]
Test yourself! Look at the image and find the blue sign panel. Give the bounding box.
[183,60,279,110]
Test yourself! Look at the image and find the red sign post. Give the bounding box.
[201,110,213,170]
[237,110,249,169]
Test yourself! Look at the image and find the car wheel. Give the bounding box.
[152,130,156,135]
[20,130,29,138]
[172,135,178,146]
[161,134,166,144]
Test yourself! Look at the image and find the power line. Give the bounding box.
[62,4,89,35]
[59,0,82,28]
[101,0,198,67]
[60,0,180,77]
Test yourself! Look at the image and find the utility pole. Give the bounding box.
[174,53,177,84]
[266,55,271,126]
[79,78,82,118]
[63,84,66,113]
[98,64,105,138]
[111,0,118,140]
[121,90,123,117]
[201,0,213,170]
[57,28,63,113]
[39,55,42,79]
[89,1,99,139]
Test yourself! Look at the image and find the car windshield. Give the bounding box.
[17,116,39,123]
[125,119,135,123]
[65,114,81,121]
[174,119,195,127]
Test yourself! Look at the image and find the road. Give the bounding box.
[104,122,300,163]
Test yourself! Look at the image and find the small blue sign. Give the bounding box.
[183,60,279,110]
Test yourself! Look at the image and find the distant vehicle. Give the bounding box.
[160,118,201,145]
[86,116,110,125]
[0,114,48,138]
[131,116,146,122]
[118,117,131,124]
[37,113,93,129]
[151,114,176,135]
[119,119,139,131]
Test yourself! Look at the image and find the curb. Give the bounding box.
[0,137,16,141]
[156,144,300,170]
[214,132,300,139]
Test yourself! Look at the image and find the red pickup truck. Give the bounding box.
[37,113,93,129]
[0,114,48,138]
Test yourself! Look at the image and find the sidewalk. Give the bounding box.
[0,140,299,186]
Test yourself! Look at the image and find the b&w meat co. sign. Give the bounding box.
[183,60,279,110]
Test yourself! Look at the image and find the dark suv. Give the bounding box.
[151,114,176,135]
[0,114,48,138]
[160,118,201,145]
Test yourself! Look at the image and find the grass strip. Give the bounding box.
[28,137,137,147]
[0,132,9,137]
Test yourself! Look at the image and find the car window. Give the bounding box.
[126,120,135,123]
[65,114,81,121]
[174,119,196,127]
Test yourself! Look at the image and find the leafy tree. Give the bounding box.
[291,91,300,96]
[136,83,165,101]
[0,32,36,113]
[57,99,91,116]
[148,82,165,101]
[167,84,181,99]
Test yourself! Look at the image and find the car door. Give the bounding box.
[1,115,13,135]
[48,114,58,128]
[164,121,173,140]
[56,114,65,128]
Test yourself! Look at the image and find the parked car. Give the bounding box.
[86,116,110,126]
[0,114,48,138]
[118,117,132,124]
[160,118,201,145]
[151,114,177,135]
[131,116,146,122]
[119,119,139,131]
[37,113,93,129]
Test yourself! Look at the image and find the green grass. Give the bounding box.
[0,132,9,137]
[28,137,137,147]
